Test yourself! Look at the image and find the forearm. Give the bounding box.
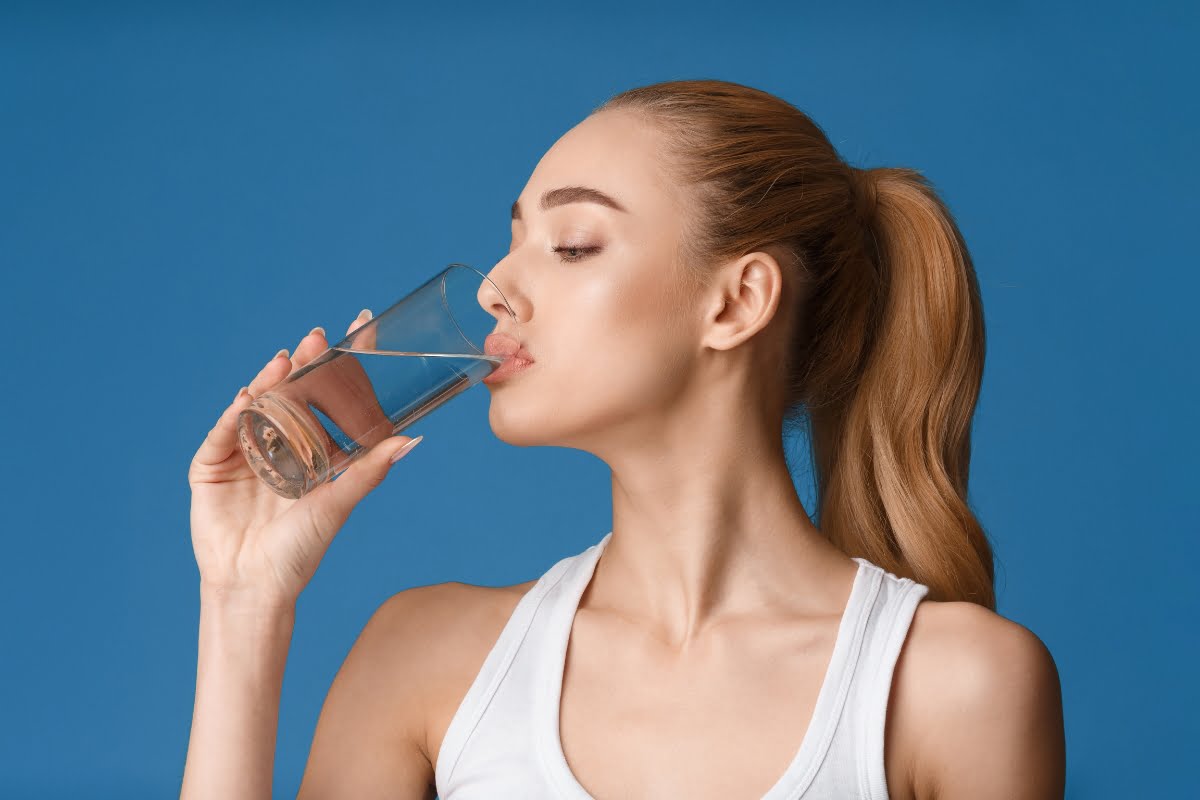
[180,588,296,800]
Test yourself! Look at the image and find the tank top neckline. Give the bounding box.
[531,531,884,800]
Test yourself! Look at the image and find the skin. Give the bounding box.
[182,110,1065,799]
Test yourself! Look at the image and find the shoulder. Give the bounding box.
[366,577,539,700]
[370,578,541,757]
[890,600,1066,799]
[902,600,1059,696]
[372,578,539,649]
[299,579,539,797]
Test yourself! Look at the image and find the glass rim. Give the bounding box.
[446,262,516,321]
[442,262,517,357]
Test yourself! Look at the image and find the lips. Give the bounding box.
[484,333,535,364]
[482,332,535,385]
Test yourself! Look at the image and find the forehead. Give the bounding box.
[517,110,678,219]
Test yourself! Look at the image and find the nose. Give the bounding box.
[477,264,522,327]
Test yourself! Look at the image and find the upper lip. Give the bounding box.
[484,332,535,363]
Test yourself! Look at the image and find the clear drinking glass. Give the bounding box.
[236,263,518,499]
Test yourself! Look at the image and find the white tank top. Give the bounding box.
[434,531,929,799]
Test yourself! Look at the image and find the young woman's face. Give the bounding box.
[479,110,705,452]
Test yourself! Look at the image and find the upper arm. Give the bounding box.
[296,584,455,800]
[911,603,1066,800]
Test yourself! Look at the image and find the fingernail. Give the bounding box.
[389,435,423,464]
[308,326,325,338]
[358,308,373,321]
[234,386,248,402]
[273,348,289,361]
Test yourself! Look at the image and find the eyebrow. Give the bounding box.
[511,186,629,221]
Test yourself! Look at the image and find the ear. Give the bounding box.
[700,251,786,353]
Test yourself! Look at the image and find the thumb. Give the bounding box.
[302,435,424,530]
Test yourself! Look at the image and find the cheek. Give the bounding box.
[486,254,697,444]
[551,268,694,408]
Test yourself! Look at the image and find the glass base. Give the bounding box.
[236,394,330,499]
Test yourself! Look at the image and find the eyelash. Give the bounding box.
[551,244,602,263]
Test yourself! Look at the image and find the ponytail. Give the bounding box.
[810,167,995,608]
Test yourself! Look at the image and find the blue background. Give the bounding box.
[1,2,1195,797]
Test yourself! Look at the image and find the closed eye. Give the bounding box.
[552,244,602,263]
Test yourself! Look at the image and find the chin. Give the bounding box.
[486,398,556,448]
[487,391,639,456]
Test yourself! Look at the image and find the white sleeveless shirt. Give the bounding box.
[434,531,929,799]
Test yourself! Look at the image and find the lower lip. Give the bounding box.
[482,357,534,385]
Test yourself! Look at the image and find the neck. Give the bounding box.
[589,414,855,651]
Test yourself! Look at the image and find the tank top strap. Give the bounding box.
[434,547,581,788]
[847,560,930,799]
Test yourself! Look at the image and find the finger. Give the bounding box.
[345,308,378,352]
[298,434,423,533]
[246,349,293,398]
[344,308,372,338]
[292,327,328,369]
[278,312,390,477]
[358,314,377,351]
[303,346,394,451]
[193,385,256,466]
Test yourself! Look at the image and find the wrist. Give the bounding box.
[199,581,297,617]
[197,586,296,672]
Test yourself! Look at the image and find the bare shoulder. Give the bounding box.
[373,578,538,657]
[298,578,539,800]
[386,579,541,765]
[890,600,1066,800]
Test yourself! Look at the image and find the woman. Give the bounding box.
[181,79,1066,799]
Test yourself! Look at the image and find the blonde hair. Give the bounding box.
[597,79,995,608]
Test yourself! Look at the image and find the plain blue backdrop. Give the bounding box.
[1,1,1195,797]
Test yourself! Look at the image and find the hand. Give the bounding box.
[187,309,424,605]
